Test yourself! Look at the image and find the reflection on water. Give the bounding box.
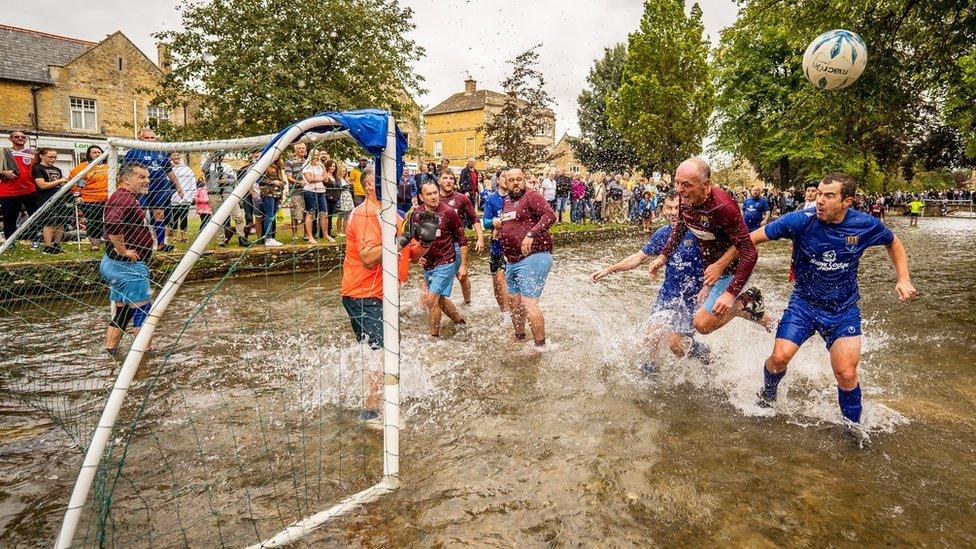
[2,216,976,546]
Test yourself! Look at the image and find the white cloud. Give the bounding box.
[4,0,738,137]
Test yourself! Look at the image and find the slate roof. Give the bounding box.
[423,89,512,116]
[0,24,96,84]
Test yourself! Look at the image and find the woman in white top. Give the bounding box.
[168,152,198,242]
[302,151,329,244]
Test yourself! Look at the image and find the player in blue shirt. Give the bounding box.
[123,127,182,251]
[751,172,917,428]
[742,185,771,232]
[482,168,510,315]
[591,192,710,372]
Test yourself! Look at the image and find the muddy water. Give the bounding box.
[2,216,975,546]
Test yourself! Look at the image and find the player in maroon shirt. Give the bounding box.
[412,181,468,336]
[497,168,556,346]
[649,158,771,335]
[868,198,886,221]
[438,170,484,304]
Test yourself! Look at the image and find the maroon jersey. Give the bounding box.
[411,202,466,270]
[499,190,556,263]
[442,190,479,227]
[660,186,757,296]
[103,187,154,261]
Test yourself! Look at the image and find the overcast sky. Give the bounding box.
[4,0,738,138]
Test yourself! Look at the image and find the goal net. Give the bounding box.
[0,112,404,547]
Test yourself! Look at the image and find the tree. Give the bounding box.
[712,0,976,191]
[947,50,976,159]
[482,46,556,168]
[571,44,639,172]
[152,0,424,147]
[606,0,714,176]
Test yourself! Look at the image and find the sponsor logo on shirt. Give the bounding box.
[810,249,850,272]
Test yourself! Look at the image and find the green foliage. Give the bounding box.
[571,44,639,172]
[947,50,976,158]
[712,0,976,190]
[606,0,714,176]
[152,0,424,148]
[482,46,556,168]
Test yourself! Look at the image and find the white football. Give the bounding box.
[802,29,868,90]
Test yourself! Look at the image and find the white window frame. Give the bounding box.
[147,105,170,122]
[433,140,443,159]
[69,97,98,132]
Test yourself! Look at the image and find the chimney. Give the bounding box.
[464,78,476,95]
[157,43,171,74]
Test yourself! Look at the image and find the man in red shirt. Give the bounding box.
[412,180,468,337]
[0,131,39,242]
[649,157,771,335]
[99,163,156,354]
[497,168,556,346]
[438,170,484,304]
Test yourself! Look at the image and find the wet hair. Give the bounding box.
[439,169,456,181]
[419,180,439,194]
[86,145,104,161]
[120,161,148,179]
[821,172,857,199]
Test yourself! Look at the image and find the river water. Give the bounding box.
[2,216,975,547]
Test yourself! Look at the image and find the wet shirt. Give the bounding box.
[660,186,757,297]
[442,190,478,227]
[764,208,894,313]
[742,196,770,230]
[481,190,507,256]
[103,187,154,262]
[643,225,704,302]
[411,202,466,270]
[908,200,924,214]
[123,149,172,193]
[499,190,556,263]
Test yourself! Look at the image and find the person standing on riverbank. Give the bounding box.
[0,131,38,244]
[499,168,556,347]
[413,180,468,337]
[591,192,711,372]
[648,158,771,337]
[751,172,918,430]
[99,163,155,354]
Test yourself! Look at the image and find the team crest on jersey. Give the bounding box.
[845,235,859,251]
[699,215,709,226]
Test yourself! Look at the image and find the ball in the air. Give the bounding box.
[802,29,868,90]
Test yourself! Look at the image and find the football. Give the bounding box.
[802,29,868,90]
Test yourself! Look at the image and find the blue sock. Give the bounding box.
[131,303,152,328]
[838,385,862,423]
[154,220,166,245]
[762,364,786,400]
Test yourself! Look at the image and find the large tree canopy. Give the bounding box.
[482,46,556,168]
[571,43,639,173]
[712,0,975,191]
[153,0,424,142]
[606,0,714,176]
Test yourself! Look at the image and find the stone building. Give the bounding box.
[422,78,555,171]
[0,24,187,171]
[548,133,588,177]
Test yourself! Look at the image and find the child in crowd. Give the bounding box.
[195,180,213,229]
[640,190,656,232]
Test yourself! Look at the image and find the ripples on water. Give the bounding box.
[2,216,976,546]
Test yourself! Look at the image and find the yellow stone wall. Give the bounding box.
[0,33,181,138]
[423,109,487,169]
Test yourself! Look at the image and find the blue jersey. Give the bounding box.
[481,190,507,256]
[765,209,894,313]
[643,225,704,301]
[742,196,770,231]
[124,149,172,193]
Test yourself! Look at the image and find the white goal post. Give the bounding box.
[54,113,402,548]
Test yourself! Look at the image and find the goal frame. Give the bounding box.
[54,113,402,548]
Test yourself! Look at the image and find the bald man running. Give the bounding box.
[648,157,772,335]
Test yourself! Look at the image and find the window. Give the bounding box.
[118,57,123,71]
[69,97,97,131]
[147,105,170,122]
[464,137,475,157]
[433,140,443,159]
